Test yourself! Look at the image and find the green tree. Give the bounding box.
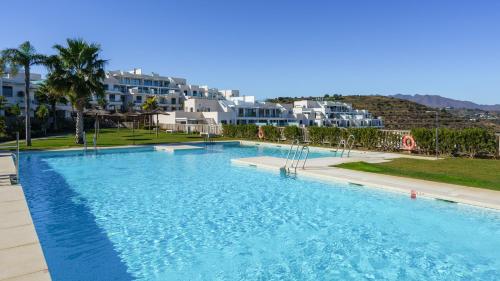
[9,104,21,116]
[47,39,107,144]
[35,78,67,131]
[0,96,6,136]
[142,96,159,130]
[1,41,47,146]
[8,104,22,136]
[35,104,49,135]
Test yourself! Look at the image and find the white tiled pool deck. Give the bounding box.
[0,154,51,281]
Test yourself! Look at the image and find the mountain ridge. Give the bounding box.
[390,94,500,112]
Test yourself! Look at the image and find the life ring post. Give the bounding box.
[402,135,416,151]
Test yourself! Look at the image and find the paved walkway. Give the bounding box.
[0,154,51,281]
[232,155,500,210]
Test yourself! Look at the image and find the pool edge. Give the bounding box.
[0,153,52,281]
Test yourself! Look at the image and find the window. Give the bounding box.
[103,84,109,90]
[2,86,13,97]
[171,98,176,104]
[136,96,142,102]
[144,80,152,86]
[17,91,24,98]
[109,94,115,101]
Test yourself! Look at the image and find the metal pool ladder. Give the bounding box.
[282,139,310,174]
[335,134,355,158]
[0,132,20,184]
[201,132,214,144]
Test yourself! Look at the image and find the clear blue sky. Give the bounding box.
[2,0,499,104]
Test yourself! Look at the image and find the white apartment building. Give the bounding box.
[159,95,295,126]
[156,96,383,128]
[293,100,383,127]
[2,68,383,129]
[0,72,73,117]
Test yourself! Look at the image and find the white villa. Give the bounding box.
[293,100,383,127]
[1,68,383,128]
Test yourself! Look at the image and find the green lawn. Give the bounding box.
[0,128,226,151]
[336,158,500,191]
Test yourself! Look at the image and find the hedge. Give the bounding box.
[222,125,498,158]
[283,126,302,141]
[411,127,497,158]
[222,124,258,139]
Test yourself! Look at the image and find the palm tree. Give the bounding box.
[35,78,67,131]
[142,96,158,131]
[47,39,106,144]
[142,96,158,112]
[1,41,47,146]
[35,104,49,136]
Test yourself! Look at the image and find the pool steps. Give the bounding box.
[154,145,204,152]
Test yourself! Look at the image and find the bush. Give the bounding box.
[459,128,496,158]
[411,128,435,154]
[261,125,280,141]
[412,127,496,157]
[307,127,326,145]
[222,124,258,139]
[323,127,341,146]
[283,126,302,141]
[351,128,380,149]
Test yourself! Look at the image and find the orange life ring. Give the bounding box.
[402,135,416,150]
[258,126,265,139]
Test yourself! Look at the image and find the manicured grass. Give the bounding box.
[0,128,226,151]
[336,158,500,191]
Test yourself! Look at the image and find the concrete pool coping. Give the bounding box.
[0,153,51,281]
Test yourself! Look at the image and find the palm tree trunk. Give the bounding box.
[24,67,32,146]
[75,107,84,144]
[51,102,57,131]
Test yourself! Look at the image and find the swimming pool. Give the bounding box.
[21,143,500,280]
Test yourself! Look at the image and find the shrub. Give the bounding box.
[459,128,496,158]
[411,127,496,157]
[323,127,341,146]
[411,128,435,154]
[351,128,380,150]
[308,127,326,145]
[222,124,258,139]
[283,126,302,141]
[261,125,280,141]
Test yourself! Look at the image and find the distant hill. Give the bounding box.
[391,94,500,112]
[267,95,498,130]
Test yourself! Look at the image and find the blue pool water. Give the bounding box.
[20,143,500,280]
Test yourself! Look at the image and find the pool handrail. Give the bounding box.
[0,132,20,183]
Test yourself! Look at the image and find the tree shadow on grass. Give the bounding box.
[125,138,150,141]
